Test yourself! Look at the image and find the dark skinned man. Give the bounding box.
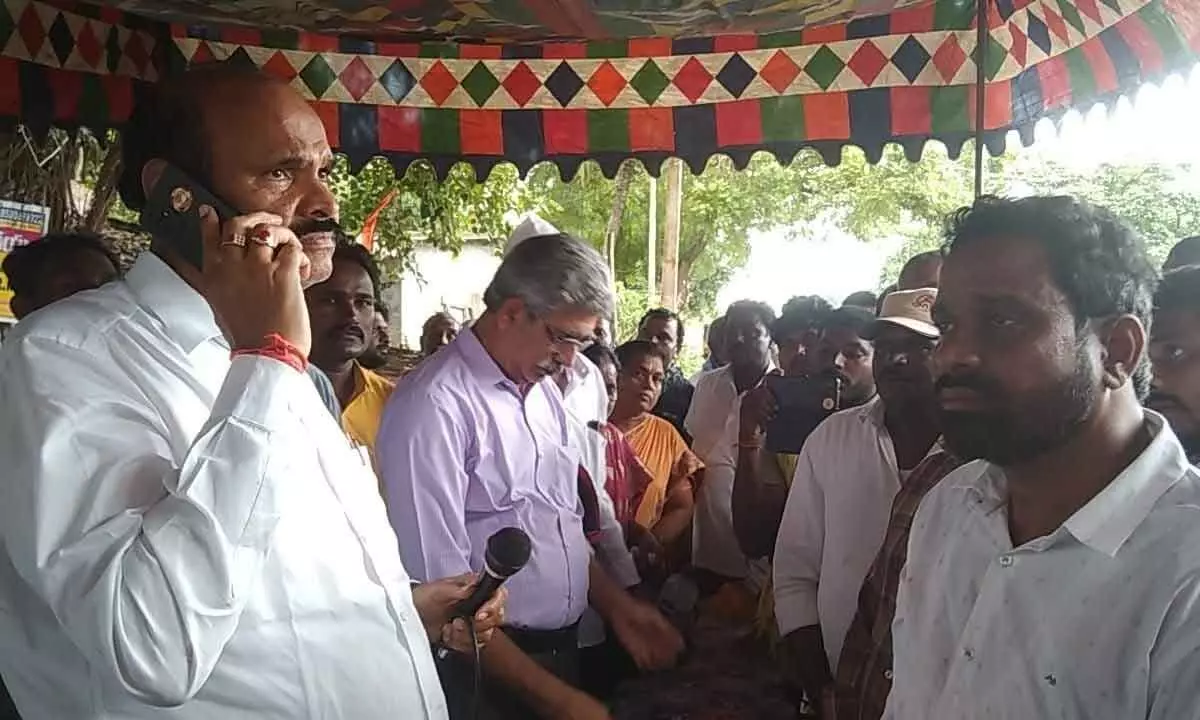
[1148,265,1200,462]
[688,300,776,586]
[731,295,833,563]
[0,62,503,719]
[421,311,460,357]
[1162,235,1200,273]
[774,290,941,716]
[896,250,943,291]
[360,304,392,371]
[638,308,694,441]
[814,306,878,407]
[306,242,395,463]
[2,232,120,320]
[887,196,1200,719]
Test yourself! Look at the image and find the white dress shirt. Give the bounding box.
[0,254,446,719]
[773,398,929,670]
[560,353,611,428]
[560,355,641,647]
[886,412,1200,720]
[686,364,772,579]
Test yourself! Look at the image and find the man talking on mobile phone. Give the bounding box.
[0,62,504,720]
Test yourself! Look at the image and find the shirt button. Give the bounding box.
[999,555,1014,568]
[884,669,894,681]
[964,647,975,661]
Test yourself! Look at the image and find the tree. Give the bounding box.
[879,157,1200,283]
[328,158,530,280]
[0,129,126,233]
[1017,161,1200,265]
[528,152,834,318]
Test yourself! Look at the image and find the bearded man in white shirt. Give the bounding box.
[886,196,1200,720]
[0,63,503,720]
[773,289,941,711]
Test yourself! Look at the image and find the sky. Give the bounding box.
[716,65,1200,314]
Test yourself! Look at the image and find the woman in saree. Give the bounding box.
[610,341,704,561]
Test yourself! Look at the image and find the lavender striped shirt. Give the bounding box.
[378,329,590,630]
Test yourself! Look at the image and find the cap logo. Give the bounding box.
[911,292,935,312]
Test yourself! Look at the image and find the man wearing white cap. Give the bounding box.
[773,289,943,712]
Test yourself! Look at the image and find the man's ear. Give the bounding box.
[140,159,167,203]
[494,298,528,332]
[1100,314,1146,390]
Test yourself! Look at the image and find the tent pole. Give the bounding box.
[973,0,988,198]
[647,175,658,303]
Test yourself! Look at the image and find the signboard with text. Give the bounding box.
[0,200,51,322]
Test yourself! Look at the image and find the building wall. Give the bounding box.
[383,244,500,351]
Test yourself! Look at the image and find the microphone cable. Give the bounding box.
[436,616,483,720]
[468,618,481,720]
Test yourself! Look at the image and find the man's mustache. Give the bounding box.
[878,368,926,384]
[329,322,365,340]
[814,367,851,386]
[935,373,1003,398]
[293,217,341,236]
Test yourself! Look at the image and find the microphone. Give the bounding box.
[452,527,532,619]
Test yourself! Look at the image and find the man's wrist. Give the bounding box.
[738,432,765,448]
[231,333,308,373]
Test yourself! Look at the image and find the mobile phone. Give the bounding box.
[763,374,842,455]
[139,164,239,269]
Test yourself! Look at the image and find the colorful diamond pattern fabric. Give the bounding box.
[0,0,1197,181]
[83,0,937,42]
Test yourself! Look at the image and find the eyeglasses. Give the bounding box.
[543,321,595,350]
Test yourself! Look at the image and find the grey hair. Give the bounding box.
[484,233,614,319]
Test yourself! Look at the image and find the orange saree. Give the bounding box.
[623,414,704,528]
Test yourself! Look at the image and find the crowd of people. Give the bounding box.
[2,59,1200,720]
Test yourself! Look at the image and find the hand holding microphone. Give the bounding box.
[453,527,531,620]
[421,527,531,656]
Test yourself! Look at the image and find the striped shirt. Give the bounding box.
[833,449,963,720]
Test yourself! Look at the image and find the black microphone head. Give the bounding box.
[485,527,532,578]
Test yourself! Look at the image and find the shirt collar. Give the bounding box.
[957,411,1192,557]
[124,253,223,354]
[1063,411,1190,556]
[856,395,886,428]
[348,361,370,406]
[571,353,594,381]
[454,327,521,395]
[714,362,778,394]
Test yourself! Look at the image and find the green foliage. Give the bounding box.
[1013,161,1200,266]
[328,158,529,281]
[62,125,1200,314]
[613,279,651,345]
[879,157,1200,284]
[527,152,831,320]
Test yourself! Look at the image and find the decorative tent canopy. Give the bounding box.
[70,0,935,42]
[0,0,1197,178]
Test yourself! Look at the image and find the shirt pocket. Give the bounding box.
[538,442,583,513]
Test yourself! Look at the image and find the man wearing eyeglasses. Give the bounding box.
[378,232,682,720]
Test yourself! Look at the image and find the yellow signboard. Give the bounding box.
[0,200,51,322]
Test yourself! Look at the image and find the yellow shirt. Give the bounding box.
[341,363,396,463]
